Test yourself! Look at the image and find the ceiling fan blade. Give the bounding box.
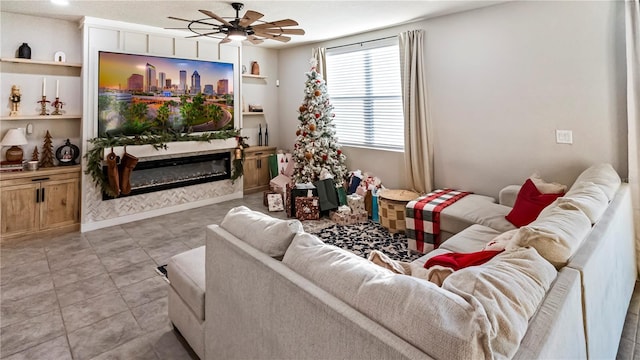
[252,33,291,43]
[247,35,264,45]
[252,19,299,29]
[185,31,222,38]
[199,9,232,26]
[239,10,264,27]
[168,16,219,27]
[254,28,305,35]
[220,37,232,44]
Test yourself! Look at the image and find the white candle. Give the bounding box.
[42,78,46,97]
[56,80,59,98]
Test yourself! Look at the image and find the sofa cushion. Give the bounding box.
[440,194,516,234]
[442,247,557,359]
[571,163,621,200]
[505,179,564,227]
[561,181,609,224]
[220,206,303,258]
[513,202,592,268]
[167,246,206,321]
[283,232,489,360]
[439,224,501,253]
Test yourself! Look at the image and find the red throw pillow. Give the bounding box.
[505,178,564,227]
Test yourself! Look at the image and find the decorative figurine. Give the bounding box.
[38,96,50,115]
[9,85,21,116]
[51,97,64,115]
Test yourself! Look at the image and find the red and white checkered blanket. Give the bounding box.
[405,189,471,254]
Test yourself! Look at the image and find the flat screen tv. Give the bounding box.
[97,51,235,137]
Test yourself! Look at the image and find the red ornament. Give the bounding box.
[303,131,308,137]
[337,150,342,155]
[322,154,328,162]
[315,113,320,119]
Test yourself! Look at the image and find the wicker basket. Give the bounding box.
[378,189,420,234]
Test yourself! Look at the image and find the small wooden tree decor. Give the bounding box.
[31,146,39,162]
[39,131,55,168]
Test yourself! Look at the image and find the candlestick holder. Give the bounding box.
[37,96,50,116]
[51,97,65,115]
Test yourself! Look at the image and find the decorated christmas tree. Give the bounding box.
[40,130,55,168]
[292,59,348,186]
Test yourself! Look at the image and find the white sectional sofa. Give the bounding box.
[169,163,636,359]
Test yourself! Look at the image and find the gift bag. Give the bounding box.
[313,178,339,212]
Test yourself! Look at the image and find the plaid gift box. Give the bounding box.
[295,196,320,220]
[330,210,368,226]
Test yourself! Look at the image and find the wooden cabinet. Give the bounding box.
[243,146,276,194]
[1,166,80,239]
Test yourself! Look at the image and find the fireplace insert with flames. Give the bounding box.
[102,151,231,199]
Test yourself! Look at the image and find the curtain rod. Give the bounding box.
[326,35,397,50]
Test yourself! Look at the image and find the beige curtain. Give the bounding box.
[312,47,327,81]
[626,0,640,266]
[399,30,433,193]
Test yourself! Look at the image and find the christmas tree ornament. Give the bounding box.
[296,129,301,136]
[305,152,313,160]
[309,124,316,132]
[314,90,321,97]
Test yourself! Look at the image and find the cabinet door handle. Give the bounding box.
[41,188,45,202]
[32,177,50,182]
[36,188,40,203]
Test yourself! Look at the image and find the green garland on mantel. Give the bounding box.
[84,129,243,197]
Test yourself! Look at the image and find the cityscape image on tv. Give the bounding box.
[97,51,235,137]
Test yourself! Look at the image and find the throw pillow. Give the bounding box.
[505,179,564,227]
[220,206,303,258]
[529,173,567,194]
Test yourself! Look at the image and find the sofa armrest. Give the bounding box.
[499,185,521,207]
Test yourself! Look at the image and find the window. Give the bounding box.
[326,38,404,151]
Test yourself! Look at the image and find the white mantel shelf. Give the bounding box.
[102,138,237,159]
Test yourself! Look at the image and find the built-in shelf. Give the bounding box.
[242,74,267,80]
[242,112,264,116]
[0,57,82,68]
[0,115,81,121]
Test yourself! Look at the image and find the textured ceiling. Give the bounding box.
[1,1,505,48]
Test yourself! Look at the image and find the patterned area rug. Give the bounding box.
[310,220,423,263]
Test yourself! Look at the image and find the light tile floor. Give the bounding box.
[0,192,637,359]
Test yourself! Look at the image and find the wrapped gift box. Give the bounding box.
[287,184,318,218]
[295,196,320,220]
[330,209,368,226]
[347,194,366,213]
[263,190,278,207]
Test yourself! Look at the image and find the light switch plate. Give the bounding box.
[556,130,573,144]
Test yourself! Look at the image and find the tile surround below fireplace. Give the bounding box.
[82,140,242,232]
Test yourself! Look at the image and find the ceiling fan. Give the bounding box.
[167,2,305,45]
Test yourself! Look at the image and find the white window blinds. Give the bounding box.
[326,38,404,151]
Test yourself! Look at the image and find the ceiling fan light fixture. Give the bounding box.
[228,29,247,41]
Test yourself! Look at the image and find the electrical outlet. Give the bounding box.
[556,130,573,144]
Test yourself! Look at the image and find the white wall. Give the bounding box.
[278,1,627,197]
